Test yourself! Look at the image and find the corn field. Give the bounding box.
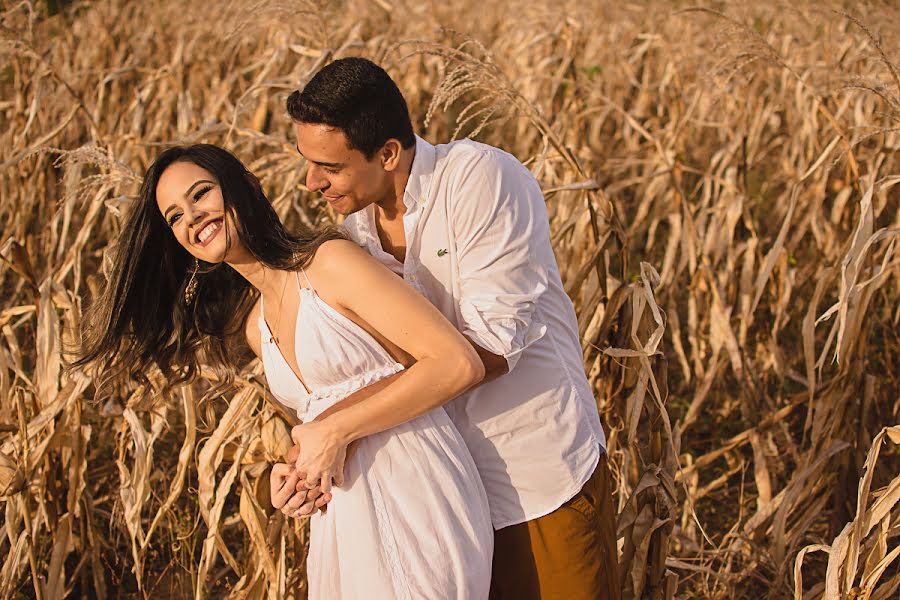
[1,0,898,598]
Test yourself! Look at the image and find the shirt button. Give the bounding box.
[409,275,416,282]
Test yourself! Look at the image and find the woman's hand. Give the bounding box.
[291,420,347,494]
[270,462,301,512]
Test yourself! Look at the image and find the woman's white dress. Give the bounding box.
[259,270,493,599]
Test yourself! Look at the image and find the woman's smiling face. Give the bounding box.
[155,160,237,263]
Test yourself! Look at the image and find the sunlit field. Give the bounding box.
[1,0,898,597]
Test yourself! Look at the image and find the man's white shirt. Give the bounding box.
[342,135,607,529]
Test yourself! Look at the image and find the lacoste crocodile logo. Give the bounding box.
[437,249,448,257]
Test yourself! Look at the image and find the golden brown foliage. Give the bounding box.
[0,0,898,598]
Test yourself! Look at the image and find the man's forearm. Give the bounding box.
[307,338,503,433]
[466,337,509,384]
[314,340,505,424]
[302,372,405,471]
[312,371,405,422]
[283,372,405,514]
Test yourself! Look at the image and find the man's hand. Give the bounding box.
[274,373,402,519]
[271,443,332,518]
[291,420,347,493]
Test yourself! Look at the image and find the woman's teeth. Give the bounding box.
[198,220,221,243]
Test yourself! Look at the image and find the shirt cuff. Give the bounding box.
[461,305,548,372]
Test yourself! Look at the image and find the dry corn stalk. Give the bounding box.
[794,425,900,600]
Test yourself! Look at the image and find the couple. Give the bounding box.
[76,58,618,599]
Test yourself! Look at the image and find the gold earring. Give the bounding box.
[185,259,199,305]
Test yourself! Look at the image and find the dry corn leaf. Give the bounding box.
[0,450,23,497]
[42,512,72,600]
[142,384,197,551]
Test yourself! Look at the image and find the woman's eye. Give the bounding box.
[193,186,212,202]
[168,213,181,226]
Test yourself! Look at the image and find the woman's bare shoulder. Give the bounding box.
[305,238,390,308]
[306,238,376,280]
[312,238,368,264]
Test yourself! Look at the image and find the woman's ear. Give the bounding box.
[380,139,403,172]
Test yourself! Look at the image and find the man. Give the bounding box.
[275,57,619,599]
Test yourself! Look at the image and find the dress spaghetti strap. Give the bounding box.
[297,268,315,293]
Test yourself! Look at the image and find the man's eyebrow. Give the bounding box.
[295,145,343,168]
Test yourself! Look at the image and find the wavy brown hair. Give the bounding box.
[71,144,343,396]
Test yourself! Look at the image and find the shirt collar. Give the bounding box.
[357,135,436,246]
[402,135,437,211]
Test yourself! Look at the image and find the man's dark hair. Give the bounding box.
[287,57,416,159]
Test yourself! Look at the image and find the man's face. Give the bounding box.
[294,122,391,216]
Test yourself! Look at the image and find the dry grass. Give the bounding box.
[1,0,898,598]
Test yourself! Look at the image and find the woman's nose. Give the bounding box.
[185,205,206,226]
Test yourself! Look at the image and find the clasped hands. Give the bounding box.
[270,420,348,519]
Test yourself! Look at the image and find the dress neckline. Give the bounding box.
[258,271,402,398]
[259,273,313,395]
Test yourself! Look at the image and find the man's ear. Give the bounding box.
[380,139,404,172]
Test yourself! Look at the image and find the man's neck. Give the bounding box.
[370,143,416,264]
[373,143,416,224]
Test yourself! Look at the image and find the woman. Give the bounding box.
[74,144,493,598]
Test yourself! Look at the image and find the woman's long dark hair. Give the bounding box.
[71,144,343,396]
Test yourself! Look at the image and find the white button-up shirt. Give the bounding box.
[342,135,607,529]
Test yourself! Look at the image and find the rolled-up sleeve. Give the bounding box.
[450,149,550,372]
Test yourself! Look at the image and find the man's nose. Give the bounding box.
[306,163,328,192]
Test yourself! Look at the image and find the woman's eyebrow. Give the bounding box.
[162,179,215,219]
[184,179,214,198]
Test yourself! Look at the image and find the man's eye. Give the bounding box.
[193,186,212,201]
[324,168,340,175]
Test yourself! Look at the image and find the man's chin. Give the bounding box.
[333,201,365,216]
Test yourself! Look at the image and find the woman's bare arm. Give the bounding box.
[290,240,485,491]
